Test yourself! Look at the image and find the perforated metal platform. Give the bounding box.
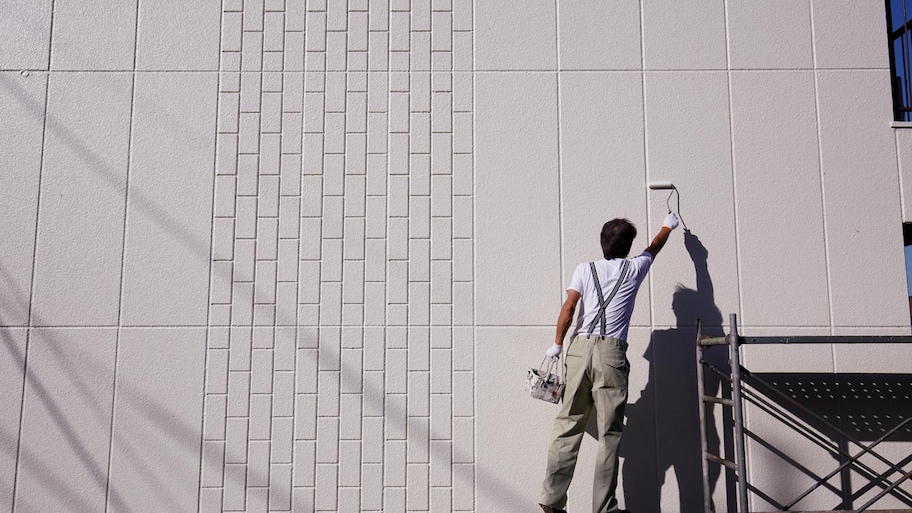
[696,315,912,513]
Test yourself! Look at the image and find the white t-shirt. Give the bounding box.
[568,252,653,341]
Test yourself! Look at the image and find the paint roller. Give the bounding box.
[648,182,686,229]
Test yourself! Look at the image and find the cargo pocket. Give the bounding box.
[598,339,629,389]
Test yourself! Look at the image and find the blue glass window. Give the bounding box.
[888,0,912,121]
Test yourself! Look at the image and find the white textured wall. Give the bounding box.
[1,1,911,512]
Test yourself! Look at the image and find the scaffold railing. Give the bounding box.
[696,314,912,513]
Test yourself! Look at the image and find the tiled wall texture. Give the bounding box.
[2,1,912,512]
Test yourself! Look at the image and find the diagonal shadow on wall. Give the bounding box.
[0,73,214,263]
[0,69,267,510]
[0,261,272,512]
[301,326,535,511]
[0,70,502,511]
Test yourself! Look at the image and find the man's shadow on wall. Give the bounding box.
[612,230,732,512]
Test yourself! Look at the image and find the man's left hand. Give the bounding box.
[545,343,562,360]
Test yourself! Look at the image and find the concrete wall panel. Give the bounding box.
[475,0,556,71]
[478,327,665,512]
[0,73,46,326]
[740,327,834,373]
[50,0,137,70]
[730,71,830,327]
[643,0,727,70]
[30,73,133,326]
[135,0,221,71]
[107,328,206,513]
[644,71,738,329]
[833,341,912,373]
[475,328,590,513]
[812,0,891,69]
[727,0,813,70]
[558,1,641,71]
[120,72,217,326]
[476,73,561,325]
[0,0,52,70]
[817,70,907,327]
[559,72,651,327]
[14,328,117,513]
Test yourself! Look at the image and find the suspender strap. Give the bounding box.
[588,262,607,336]
[586,259,630,337]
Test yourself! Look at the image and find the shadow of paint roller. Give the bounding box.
[648,182,687,230]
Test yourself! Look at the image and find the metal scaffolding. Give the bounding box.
[696,314,912,513]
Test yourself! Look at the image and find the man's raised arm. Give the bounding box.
[645,212,679,257]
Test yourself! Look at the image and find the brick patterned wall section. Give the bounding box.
[203,1,473,511]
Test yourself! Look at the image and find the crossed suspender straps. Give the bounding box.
[586,259,630,337]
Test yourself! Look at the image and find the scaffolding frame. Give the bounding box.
[696,314,912,513]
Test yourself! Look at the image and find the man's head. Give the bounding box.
[600,218,637,259]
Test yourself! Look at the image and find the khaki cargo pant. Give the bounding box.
[540,334,629,513]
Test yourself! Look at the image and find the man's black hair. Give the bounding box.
[600,219,637,259]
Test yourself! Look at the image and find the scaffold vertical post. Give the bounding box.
[729,313,749,513]
[695,319,714,513]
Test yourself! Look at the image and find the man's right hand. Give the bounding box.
[646,213,679,257]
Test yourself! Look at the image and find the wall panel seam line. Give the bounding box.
[808,0,836,336]
[289,13,308,507]
[722,0,745,325]
[45,0,57,70]
[13,68,52,513]
[196,3,226,510]
[554,1,566,317]
[638,0,654,330]
[638,0,664,494]
[471,0,478,499]
[723,4,755,499]
[104,4,142,504]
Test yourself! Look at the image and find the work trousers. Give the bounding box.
[540,334,630,513]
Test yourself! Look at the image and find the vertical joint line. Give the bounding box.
[809,0,837,334]
[14,63,54,513]
[104,1,142,506]
[638,0,654,327]
[196,1,225,509]
[722,0,745,323]
[554,2,564,300]
[638,0,664,494]
[46,0,57,70]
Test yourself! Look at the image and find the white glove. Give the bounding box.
[662,212,679,230]
[545,343,562,360]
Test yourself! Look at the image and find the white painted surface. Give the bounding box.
[119,72,218,326]
[642,0,727,70]
[1,2,911,512]
[49,0,138,70]
[0,0,52,70]
[29,72,134,326]
[727,1,813,70]
[0,73,46,326]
